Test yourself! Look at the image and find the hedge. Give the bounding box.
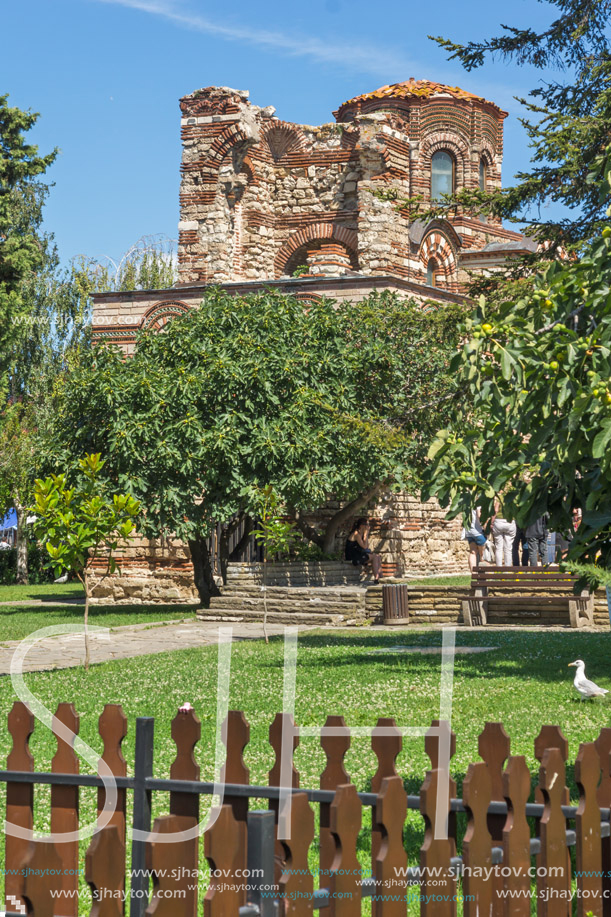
[0,545,56,585]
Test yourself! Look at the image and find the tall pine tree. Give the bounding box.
[429,0,611,250]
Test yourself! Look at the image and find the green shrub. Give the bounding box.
[0,544,56,585]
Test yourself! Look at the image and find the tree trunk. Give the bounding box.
[83,568,91,671]
[14,498,28,585]
[290,509,324,549]
[262,551,268,645]
[188,537,221,607]
[322,482,385,555]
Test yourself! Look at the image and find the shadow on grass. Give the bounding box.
[0,603,198,621]
[254,630,611,687]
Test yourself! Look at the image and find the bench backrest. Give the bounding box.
[471,565,579,592]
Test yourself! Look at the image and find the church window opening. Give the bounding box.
[431,151,454,200]
[479,158,488,191]
[427,258,438,287]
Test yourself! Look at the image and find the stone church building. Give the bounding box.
[91,79,533,602]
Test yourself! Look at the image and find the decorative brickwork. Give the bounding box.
[90,79,539,600]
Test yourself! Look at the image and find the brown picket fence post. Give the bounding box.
[371,717,402,876]
[462,762,493,917]
[534,725,569,805]
[574,742,603,917]
[595,727,611,916]
[51,702,80,915]
[420,769,456,917]
[537,747,571,917]
[169,706,201,917]
[5,701,34,913]
[278,791,315,916]
[204,804,243,917]
[97,703,128,911]
[478,722,510,917]
[146,813,201,916]
[269,712,300,885]
[86,825,126,917]
[328,783,362,917]
[374,775,408,917]
[320,714,351,890]
[21,840,63,917]
[425,720,457,857]
[221,710,250,905]
[502,755,532,917]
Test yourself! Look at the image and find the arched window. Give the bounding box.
[479,158,488,191]
[426,258,438,287]
[431,151,454,200]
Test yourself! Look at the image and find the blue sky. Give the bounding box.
[2,0,561,267]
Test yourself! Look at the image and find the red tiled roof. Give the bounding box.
[338,78,497,109]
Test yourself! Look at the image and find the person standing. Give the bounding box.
[525,515,549,566]
[464,507,486,572]
[512,527,528,565]
[492,500,516,566]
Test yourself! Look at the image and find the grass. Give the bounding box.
[0,581,84,603]
[0,583,197,641]
[401,575,470,586]
[0,628,608,913]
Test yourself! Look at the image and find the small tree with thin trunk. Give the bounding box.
[32,453,140,669]
[250,485,297,644]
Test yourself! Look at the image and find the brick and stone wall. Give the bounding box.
[92,77,534,351]
[88,77,536,603]
[89,494,468,605]
[89,536,200,605]
[176,80,522,292]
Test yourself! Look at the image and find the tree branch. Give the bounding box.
[289,508,324,548]
[321,481,386,555]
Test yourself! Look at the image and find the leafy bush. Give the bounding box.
[0,544,56,585]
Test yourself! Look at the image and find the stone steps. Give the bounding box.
[225,561,367,588]
[208,578,369,625]
[212,595,362,610]
[197,608,350,626]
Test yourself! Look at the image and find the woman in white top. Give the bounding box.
[492,499,516,566]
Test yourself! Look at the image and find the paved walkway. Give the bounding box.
[0,614,602,675]
[0,618,298,674]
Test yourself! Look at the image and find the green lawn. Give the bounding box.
[0,583,197,641]
[402,575,470,586]
[0,628,608,912]
[0,581,84,603]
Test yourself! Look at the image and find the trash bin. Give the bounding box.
[382,584,409,625]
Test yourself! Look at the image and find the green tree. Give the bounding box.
[0,94,58,390]
[249,485,298,643]
[422,172,611,580]
[431,0,611,251]
[2,235,176,583]
[0,403,37,583]
[0,95,91,581]
[378,0,611,284]
[33,453,140,669]
[45,288,462,605]
[71,235,177,298]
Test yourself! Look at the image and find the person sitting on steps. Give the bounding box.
[345,517,382,584]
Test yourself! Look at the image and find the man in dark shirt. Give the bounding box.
[525,515,548,566]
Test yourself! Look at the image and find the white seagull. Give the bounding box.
[568,659,609,700]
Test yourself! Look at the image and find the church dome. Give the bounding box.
[334,78,505,120]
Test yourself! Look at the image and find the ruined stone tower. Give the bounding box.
[93,79,533,351]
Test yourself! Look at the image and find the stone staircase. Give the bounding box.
[200,561,372,626]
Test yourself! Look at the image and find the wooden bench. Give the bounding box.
[462,565,594,628]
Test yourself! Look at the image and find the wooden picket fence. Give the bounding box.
[2,702,611,916]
